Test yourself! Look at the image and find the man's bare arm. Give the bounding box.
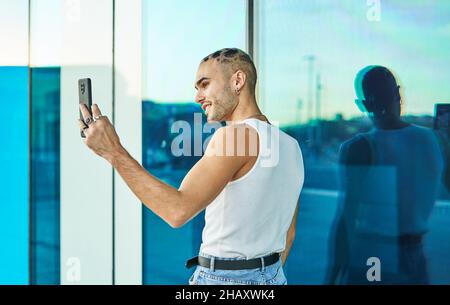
[108,125,257,228]
[281,199,299,266]
[79,104,256,228]
[108,147,185,228]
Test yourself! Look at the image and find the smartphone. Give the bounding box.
[434,104,450,136]
[78,78,92,138]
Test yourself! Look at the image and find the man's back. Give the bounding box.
[341,124,444,235]
[200,118,304,259]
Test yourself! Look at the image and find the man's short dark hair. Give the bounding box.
[202,48,257,94]
[362,66,400,106]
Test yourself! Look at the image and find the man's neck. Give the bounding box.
[373,115,409,130]
[226,94,266,123]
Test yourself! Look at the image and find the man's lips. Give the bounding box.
[201,103,211,111]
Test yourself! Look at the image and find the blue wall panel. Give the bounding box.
[0,66,29,284]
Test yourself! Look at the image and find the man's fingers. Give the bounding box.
[92,103,103,118]
[78,119,88,128]
[78,119,89,134]
[79,103,94,125]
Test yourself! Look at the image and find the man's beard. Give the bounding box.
[208,90,236,122]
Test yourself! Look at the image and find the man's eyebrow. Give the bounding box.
[194,77,209,90]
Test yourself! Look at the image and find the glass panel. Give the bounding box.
[0,0,29,285]
[30,67,61,284]
[30,0,114,284]
[142,0,247,284]
[28,0,64,285]
[1,0,114,285]
[258,0,450,284]
[58,0,114,284]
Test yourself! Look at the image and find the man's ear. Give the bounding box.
[233,70,246,91]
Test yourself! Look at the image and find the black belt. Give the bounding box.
[185,253,280,270]
[357,232,424,244]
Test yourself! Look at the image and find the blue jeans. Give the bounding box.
[188,253,287,285]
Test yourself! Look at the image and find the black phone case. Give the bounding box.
[78,78,92,138]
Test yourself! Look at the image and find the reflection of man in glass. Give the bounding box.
[78,48,304,285]
[327,66,445,284]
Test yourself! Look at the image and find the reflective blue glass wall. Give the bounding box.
[30,67,60,284]
[141,0,247,284]
[258,0,450,284]
[142,102,207,284]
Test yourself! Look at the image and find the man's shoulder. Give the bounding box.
[339,134,372,165]
[205,123,259,158]
[341,133,370,151]
[212,123,259,142]
[407,124,436,138]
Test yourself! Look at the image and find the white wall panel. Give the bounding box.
[60,0,113,285]
[114,0,143,285]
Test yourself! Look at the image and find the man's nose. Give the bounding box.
[195,92,205,104]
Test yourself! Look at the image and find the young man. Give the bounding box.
[79,48,304,285]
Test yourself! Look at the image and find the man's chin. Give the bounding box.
[206,114,223,123]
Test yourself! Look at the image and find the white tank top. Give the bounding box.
[199,118,304,259]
